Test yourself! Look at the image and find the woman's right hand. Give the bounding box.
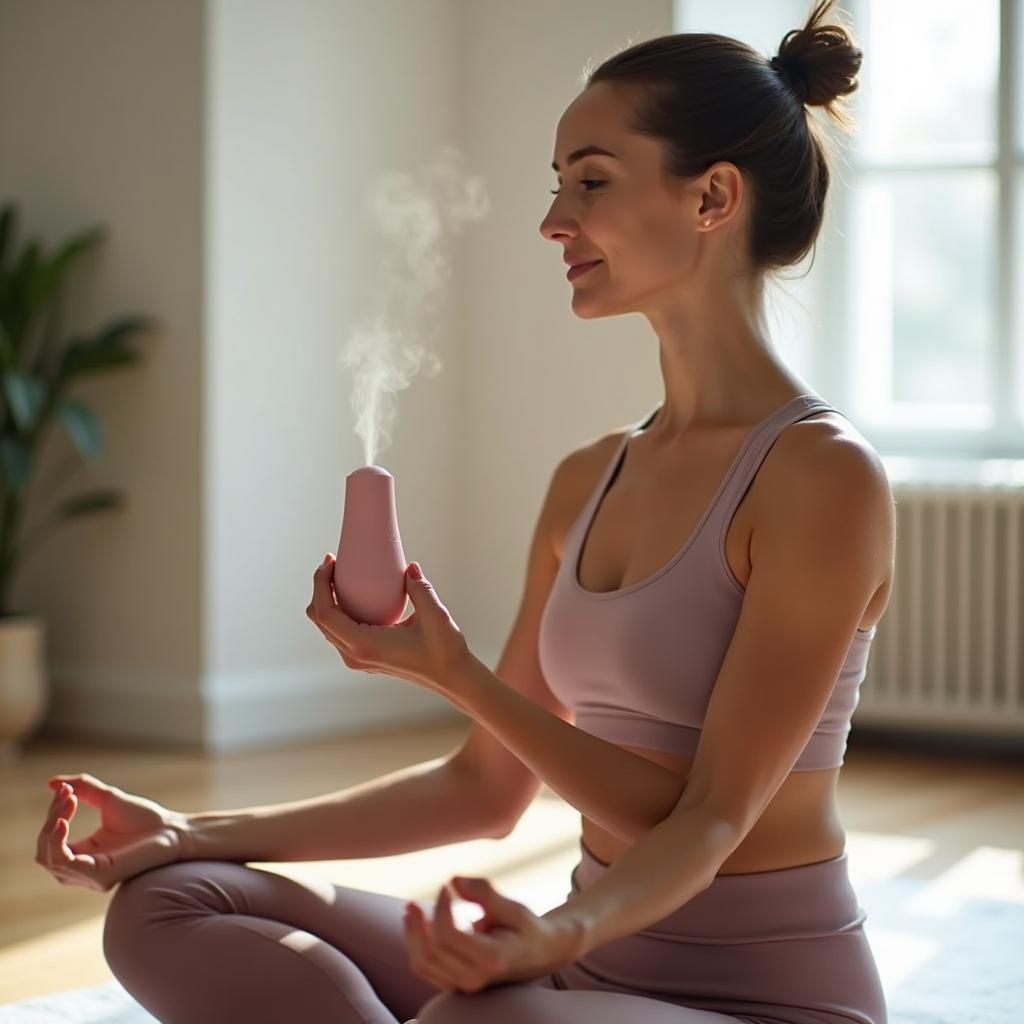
[35,773,192,892]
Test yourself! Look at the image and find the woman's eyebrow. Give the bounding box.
[551,145,620,172]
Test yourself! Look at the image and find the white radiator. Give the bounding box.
[854,464,1024,742]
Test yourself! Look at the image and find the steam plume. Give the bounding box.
[339,145,490,466]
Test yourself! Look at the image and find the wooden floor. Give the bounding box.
[2,722,1022,1006]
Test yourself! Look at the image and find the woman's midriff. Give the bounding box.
[580,750,847,875]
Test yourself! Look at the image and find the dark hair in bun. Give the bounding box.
[770,0,862,119]
[584,0,864,278]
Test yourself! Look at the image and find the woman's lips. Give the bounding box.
[567,260,602,281]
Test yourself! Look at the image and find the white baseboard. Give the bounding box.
[41,659,468,752]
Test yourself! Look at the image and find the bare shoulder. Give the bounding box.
[775,411,889,491]
[758,412,895,588]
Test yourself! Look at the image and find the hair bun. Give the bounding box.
[772,0,863,112]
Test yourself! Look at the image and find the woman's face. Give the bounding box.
[540,81,714,320]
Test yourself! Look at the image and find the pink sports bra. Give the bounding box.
[538,394,877,772]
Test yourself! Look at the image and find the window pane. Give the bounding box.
[850,171,996,419]
[857,0,998,164]
[1014,172,1024,423]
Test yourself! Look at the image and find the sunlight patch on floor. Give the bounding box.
[845,832,1024,992]
[905,846,1024,912]
[842,830,935,885]
[3,914,109,1002]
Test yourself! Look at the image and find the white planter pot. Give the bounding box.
[0,614,48,762]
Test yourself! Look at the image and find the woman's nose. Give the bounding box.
[539,210,576,242]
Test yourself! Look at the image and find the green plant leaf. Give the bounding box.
[0,220,107,360]
[55,396,103,461]
[54,314,151,384]
[17,224,109,381]
[38,225,107,311]
[1,368,47,432]
[4,239,42,353]
[57,488,124,519]
[0,435,30,494]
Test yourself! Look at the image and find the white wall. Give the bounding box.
[1,0,825,751]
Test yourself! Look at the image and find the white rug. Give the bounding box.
[2,868,1020,1023]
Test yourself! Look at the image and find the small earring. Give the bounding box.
[703,218,712,227]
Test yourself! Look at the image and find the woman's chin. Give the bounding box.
[571,288,622,319]
[571,302,613,320]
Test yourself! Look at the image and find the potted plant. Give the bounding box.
[0,200,156,760]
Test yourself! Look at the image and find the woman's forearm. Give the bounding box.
[542,805,744,956]
[450,652,689,842]
[179,755,503,863]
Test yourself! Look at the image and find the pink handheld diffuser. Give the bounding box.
[332,466,409,625]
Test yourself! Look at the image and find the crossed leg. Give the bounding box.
[103,859,461,1023]
[102,859,760,1023]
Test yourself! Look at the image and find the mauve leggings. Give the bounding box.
[102,838,887,1024]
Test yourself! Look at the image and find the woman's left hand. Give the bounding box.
[403,876,582,993]
[306,553,472,697]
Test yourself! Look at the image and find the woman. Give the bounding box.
[36,3,894,1022]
